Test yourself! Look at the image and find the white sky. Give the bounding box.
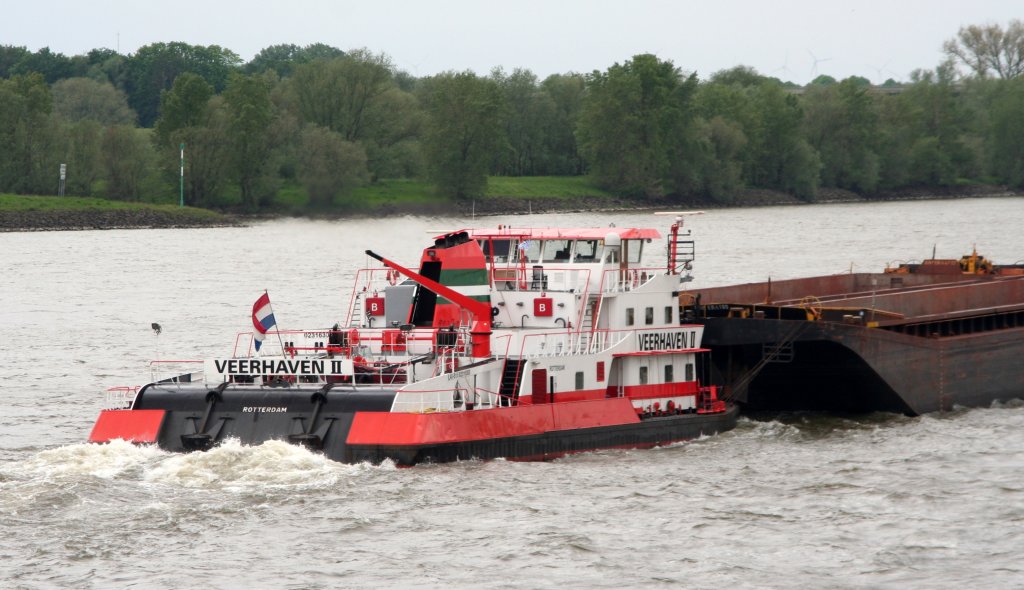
[3,0,1020,85]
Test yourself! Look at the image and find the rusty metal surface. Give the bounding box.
[701,316,1024,415]
[687,274,1024,320]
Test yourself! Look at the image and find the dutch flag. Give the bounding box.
[252,292,276,351]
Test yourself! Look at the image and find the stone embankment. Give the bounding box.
[0,209,236,232]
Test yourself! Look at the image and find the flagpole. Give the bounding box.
[264,289,288,355]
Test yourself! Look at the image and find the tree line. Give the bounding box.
[1,20,1022,211]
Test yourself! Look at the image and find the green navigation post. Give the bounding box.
[179,143,185,207]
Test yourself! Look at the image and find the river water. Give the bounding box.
[1,198,1023,589]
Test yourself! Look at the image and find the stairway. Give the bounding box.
[498,359,524,407]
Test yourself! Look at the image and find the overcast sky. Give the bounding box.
[3,0,1020,85]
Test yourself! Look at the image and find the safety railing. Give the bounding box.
[148,360,204,386]
[599,267,661,293]
[103,386,141,409]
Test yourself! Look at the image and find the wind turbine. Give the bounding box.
[807,49,832,79]
[773,50,796,82]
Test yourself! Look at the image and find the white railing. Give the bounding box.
[600,267,661,293]
[103,386,140,409]
[492,266,593,294]
[519,329,631,358]
[148,360,204,386]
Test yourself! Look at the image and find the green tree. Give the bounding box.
[174,100,231,208]
[290,51,392,140]
[124,42,241,127]
[246,43,344,78]
[153,72,214,147]
[490,67,554,176]
[222,72,276,210]
[288,50,418,179]
[52,77,136,125]
[9,47,75,83]
[419,71,505,199]
[698,116,747,202]
[898,68,975,185]
[540,73,586,175]
[0,73,61,194]
[296,125,369,207]
[0,45,30,78]
[62,119,102,195]
[578,54,701,198]
[100,125,155,199]
[84,48,128,89]
[987,78,1024,186]
[153,74,228,206]
[801,78,880,193]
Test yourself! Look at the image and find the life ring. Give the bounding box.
[386,269,398,286]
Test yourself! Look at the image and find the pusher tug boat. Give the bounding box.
[89,216,737,465]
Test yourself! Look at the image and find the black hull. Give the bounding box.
[128,384,738,466]
[701,317,1024,415]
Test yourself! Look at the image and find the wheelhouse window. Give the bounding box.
[542,239,571,262]
[626,240,643,263]
[479,239,514,263]
[522,239,542,262]
[574,240,599,262]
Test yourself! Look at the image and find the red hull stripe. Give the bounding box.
[522,388,607,403]
[89,409,166,443]
[346,398,641,446]
[620,382,700,398]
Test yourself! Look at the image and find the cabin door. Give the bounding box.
[531,369,549,404]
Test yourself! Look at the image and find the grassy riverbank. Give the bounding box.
[0,194,233,231]
[3,178,1022,232]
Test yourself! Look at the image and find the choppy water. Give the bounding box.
[2,199,1023,588]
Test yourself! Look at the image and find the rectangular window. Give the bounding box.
[574,240,599,262]
[575,371,584,390]
[645,307,654,325]
[665,365,674,383]
[665,306,673,324]
[543,239,572,262]
[639,366,648,385]
[596,361,605,382]
[479,239,513,263]
[626,308,634,326]
[626,240,643,263]
[686,363,694,382]
[522,240,542,262]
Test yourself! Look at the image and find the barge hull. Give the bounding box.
[686,273,1024,414]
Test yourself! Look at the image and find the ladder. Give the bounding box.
[498,359,524,407]
[348,293,363,327]
[669,233,696,274]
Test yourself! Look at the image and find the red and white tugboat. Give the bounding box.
[90,216,737,465]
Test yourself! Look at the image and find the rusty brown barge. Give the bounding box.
[682,253,1024,415]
